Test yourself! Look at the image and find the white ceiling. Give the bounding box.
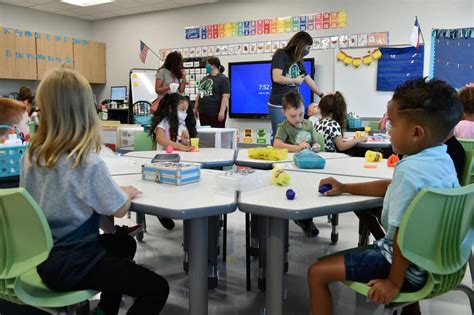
[0,0,218,20]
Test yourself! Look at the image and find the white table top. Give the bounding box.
[344,132,392,149]
[235,149,350,169]
[102,156,150,176]
[278,157,394,180]
[113,170,237,219]
[123,148,237,168]
[197,127,238,134]
[238,171,383,220]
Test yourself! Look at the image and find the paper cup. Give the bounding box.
[169,83,179,93]
[190,138,199,148]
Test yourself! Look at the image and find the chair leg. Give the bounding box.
[66,300,90,315]
[456,284,474,314]
[135,212,145,242]
[223,214,227,262]
[245,212,251,291]
[330,214,339,245]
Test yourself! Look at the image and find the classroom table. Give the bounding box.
[124,148,237,168]
[235,149,350,170]
[345,132,392,149]
[238,171,384,315]
[277,157,394,180]
[113,170,237,315]
[102,155,149,176]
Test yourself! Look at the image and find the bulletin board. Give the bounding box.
[182,57,208,101]
[129,68,158,105]
[431,28,474,88]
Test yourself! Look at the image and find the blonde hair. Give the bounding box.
[28,66,101,168]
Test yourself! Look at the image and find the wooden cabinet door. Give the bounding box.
[73,39,106,84]
[36,33,74,79]
[14,29,37,80]
[0,27,16,79]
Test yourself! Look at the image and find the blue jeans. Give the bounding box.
[268,103,285,144]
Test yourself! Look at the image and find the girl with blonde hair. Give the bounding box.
[21,66,169,315]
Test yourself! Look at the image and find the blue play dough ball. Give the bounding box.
[319,184,332,194]
[286,189,295,200]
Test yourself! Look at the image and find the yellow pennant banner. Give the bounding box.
[337,48,382,69]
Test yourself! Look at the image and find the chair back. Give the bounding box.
[458,138,474,151]
[0,188,53,303]
[461,150,474,186]
[133,131,154,151]
[314,132,325,152]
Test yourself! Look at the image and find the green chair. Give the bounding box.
[0,188,97,314]
[368,121,379,131]
[340,184,474,314]
[461,150,474,186]
[458,138,474,151]
[133,131,154,151]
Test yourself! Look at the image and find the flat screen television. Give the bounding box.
[228,58,314,119]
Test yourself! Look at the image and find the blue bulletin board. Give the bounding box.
[376,46,424,91]
[431,28,474,88]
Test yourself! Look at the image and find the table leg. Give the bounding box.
[266,217,286,315]
[189,217,208,315]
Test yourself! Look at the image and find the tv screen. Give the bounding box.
[229,59,314,119]
[110,86,127,101]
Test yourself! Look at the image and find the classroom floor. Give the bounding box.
[108,210,472,315]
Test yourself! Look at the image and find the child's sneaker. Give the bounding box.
[115,224,143,237]
[294,219,319,238]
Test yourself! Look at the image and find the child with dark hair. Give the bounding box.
[316,91,367,152]
[454,86,474,139]
[274,91,322,237]
[149,93,197,151]
[308,78,463,315]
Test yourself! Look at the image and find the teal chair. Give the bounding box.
[315,132,325,152]
[338,184,474,314]
[132,101,152,129]
[133,131,154,151]
[458,138,474,151]
[0,188,97,314]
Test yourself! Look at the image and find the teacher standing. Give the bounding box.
[155,51,186,97]
[268,31,324,141]
[194,57,230,128]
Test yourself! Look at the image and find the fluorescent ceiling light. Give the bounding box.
[61,0,115,7]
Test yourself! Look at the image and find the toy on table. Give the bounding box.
[364,164,377,169]
[166,145,174,153]
[272,166,291,186]
[365,150,383,162]
[319,184,332,194]
[294,149,326,169]
[387,154,400,167]
[248,146,288,161]
[286,189,295,200]
[190,138,199,149]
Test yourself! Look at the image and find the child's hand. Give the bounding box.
[367,279,400,305]
[318,177,344,196]
[121,186,142,200]
[311,143,321,152]
[358,135,368,143]
[181,130,190,144]
[178,144,194,152]
[298,141,311,151]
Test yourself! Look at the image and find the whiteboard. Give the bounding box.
[334,48,393,118]
[129,68,158,105]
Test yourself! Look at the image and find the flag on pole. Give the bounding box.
[139,40,149,63]
[409,17,422,48]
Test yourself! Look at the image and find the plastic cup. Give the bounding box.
[169,83,179,93]
[190,138,199,148]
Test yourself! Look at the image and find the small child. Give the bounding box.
[273,91,321,237]
[150,93,197,151]
[273,91,321,153]
[306,102,321,129]
[21,67,169,314]
[316,92,367,152]
[454,86,474,139]
[307,78,463,315]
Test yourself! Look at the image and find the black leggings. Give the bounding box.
[74,234,169,315]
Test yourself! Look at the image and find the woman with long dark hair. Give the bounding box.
[194,57,230,127]
[155,51,186,98]
[269,31,324,141]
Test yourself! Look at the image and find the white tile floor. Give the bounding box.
[111,210,472,315]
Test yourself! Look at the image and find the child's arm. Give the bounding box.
[273,138,310,152]
[319,176,391,197]
[156,128,193,151]
[114,186,142,218]
[334,135,368,152]
[367,229,410,304]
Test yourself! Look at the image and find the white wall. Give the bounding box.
[0,3,94,97]
[91,0,473,132]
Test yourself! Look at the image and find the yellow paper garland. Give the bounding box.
[337,48,382,69]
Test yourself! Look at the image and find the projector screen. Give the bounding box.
[228,59,314,119]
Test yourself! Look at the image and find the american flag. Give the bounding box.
[139,40,149,63]
[409,17,422,48]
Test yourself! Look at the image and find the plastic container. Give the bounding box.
[215,169,271,192]
[293,149,326,169]
[0,144,27,178]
